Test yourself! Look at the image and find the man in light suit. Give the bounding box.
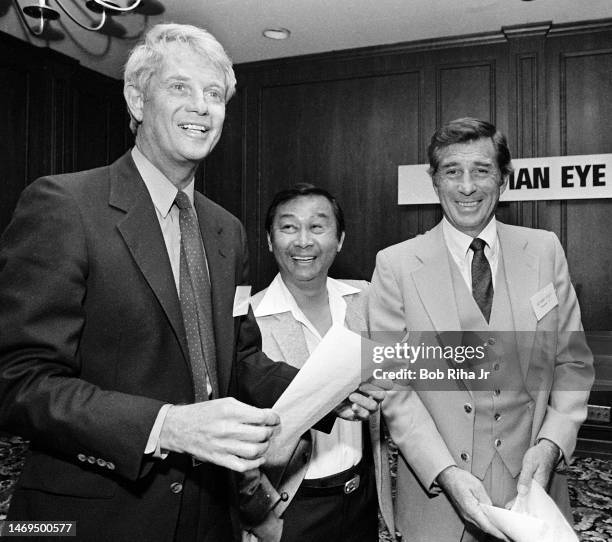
[368,118,594,541]
[242,184,394,541]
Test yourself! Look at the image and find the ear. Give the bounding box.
[499,174,509,196]
[124,84,145,124]
[337,231,346,253]
[266,232,273,252]
[429,168,440,197]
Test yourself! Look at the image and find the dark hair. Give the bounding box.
[427,117,513,178]
[265,183,345,241]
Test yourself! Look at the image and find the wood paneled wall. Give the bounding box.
[206,19,612,335]
[0,31,132,234]
[0,22,610,450]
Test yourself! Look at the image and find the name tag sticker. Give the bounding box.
[233,286,252,317]
[530,282,559,321]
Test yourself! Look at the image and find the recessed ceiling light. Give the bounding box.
[263,28,291,40]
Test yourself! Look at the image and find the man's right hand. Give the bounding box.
[159,398,280,472]
[436,466,509,541]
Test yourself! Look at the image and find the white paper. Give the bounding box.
[481,479,578,542]
[265,325,366,466]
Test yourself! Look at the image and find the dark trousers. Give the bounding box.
[279,466,378,542]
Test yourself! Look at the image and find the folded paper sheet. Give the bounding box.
[265,325,368,466]
[482,479,577,542]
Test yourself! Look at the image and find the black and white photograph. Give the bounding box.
[0,1,610,541]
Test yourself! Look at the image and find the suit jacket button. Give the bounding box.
[96,458,107,467]
[280,492,289,502]
[170,482,183,494]
[488,337,496,345]
[106,462,115,471]
[77,454,86,462]
[460,452,470,462]
[495,438,502,447]
[464,403,473,414]
[87,456,96,464]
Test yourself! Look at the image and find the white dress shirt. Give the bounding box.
[442,216,500,291]
[254,274,363,478]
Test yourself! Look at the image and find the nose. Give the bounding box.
[295,228,313,248]
[457,172,476,195]
[188,90,209,115]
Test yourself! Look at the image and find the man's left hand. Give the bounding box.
[335,380,393,421]
[516,439,560,496]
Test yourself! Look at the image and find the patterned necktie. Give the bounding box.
[175,191,218,401]
[470,237,493,323]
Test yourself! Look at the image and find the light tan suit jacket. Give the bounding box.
[368,221,594,541]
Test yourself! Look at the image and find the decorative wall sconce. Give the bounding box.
[15,0,162,38]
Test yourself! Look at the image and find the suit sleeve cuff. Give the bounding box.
[239,471,283,526]
[144,403,173,458]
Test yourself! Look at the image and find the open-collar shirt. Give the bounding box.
[255,273,363,479]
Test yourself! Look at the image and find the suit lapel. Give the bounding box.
[344,293,367,335]
[110,153,190,371]
[269,313,310,368]
[497,223,539,378]
[411,224,462,339]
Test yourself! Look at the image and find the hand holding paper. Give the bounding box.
[516,439,560,496]
[336,380,393,421]
[482,479,578,542]
[436,466,509,541]
[265,325,386,466]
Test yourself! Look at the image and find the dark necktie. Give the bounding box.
[175,191,218,401]
[470,237,493,323]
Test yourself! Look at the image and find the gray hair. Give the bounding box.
[124,23,237,134]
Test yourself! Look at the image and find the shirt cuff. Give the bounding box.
[144,403,173,458]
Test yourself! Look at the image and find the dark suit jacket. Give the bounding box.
[0,151,295,542]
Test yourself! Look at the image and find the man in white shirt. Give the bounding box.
[369,118,594,541]
[241,184,395,541]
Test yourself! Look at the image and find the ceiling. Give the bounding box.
[2,0,611,79]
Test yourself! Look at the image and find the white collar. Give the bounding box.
[131,146,195,217]
[442,216,498,260]
[254,274,360,318]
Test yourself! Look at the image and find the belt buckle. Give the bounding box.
[343,474,360,494]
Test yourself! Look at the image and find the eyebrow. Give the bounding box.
[440,159,494,168]
[276,211,331,221]
[162,74,190,82]
[162,75,224,89]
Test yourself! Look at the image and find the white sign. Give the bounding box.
[398,153,612,205]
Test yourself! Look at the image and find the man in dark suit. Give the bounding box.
[0,23,381,542]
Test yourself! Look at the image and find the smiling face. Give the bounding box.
[432,138,507,237]
[125,42,226,187]
[268,195,345,291]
